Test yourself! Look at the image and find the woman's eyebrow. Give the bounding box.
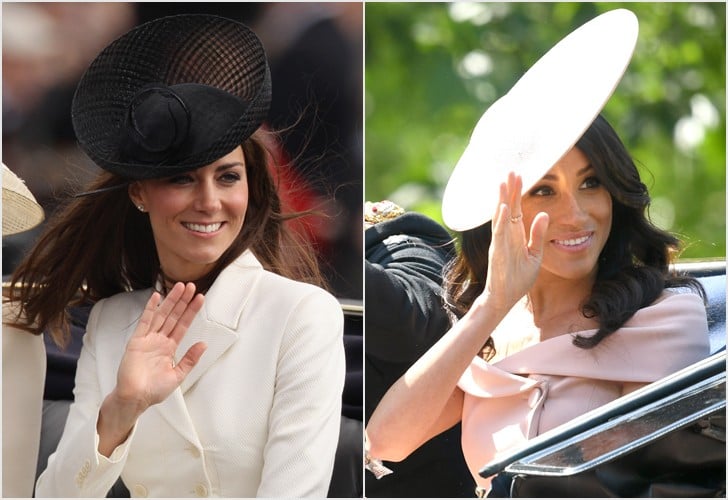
[578,164,595,176]
[540,164,594,181]
[215,162,245,172]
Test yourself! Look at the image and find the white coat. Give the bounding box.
[36,250,346,498]
[2,301,46,498]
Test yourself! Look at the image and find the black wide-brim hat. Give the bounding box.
[72,14,271,180]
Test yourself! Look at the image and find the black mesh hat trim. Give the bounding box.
[71,14,271,180]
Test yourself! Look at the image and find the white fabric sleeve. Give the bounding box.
[2,302,47,498]
[256,289,346,498]
[35,299,137,497]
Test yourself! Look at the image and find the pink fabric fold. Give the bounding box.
[456,290,709,491]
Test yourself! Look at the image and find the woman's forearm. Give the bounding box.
[96,390,146,457]
[366,293,509,461]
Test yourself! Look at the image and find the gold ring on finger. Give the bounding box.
[510,214,523,223]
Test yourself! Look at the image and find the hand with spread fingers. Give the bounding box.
[97,282,206,456]
[480,172,549,313]
[115,282,207,409]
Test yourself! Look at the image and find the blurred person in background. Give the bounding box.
[2,3,136,274]
[364,200,474,497]
[253,2,363,301]
[2,163,45,498]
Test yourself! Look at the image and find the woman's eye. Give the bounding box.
[220,172,241,183]
[168,175,193,185]
[529,185,553,196]
[581,176,601,189]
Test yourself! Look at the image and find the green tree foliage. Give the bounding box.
[365,2,725,259]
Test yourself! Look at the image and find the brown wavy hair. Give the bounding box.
[6,130,325,347]
[444,115,705,360]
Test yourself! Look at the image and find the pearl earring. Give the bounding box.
[137,204,145,212]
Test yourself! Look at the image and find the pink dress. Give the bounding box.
[457,290,710,492]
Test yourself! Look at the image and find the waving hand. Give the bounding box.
[97,282,206,456]
[481,172,550,311]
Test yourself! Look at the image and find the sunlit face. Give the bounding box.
[521,147,612,283]
[129,147,248,282]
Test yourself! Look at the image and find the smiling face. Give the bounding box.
[522,147,612,284]
[129,146,248,282]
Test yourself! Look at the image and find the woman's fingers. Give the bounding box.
[147,282,185,334]
[134,292,162,338]
[494,173,525,231]
[528,212,550,260]
[157,283,197,337]
[510,173,523,220]
[135,282,203,342]
[168,293,205,345]
[174,341,208,375]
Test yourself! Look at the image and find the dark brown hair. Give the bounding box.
[444,115,705,359]
[6,131,324,347]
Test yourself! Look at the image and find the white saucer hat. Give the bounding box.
[442,9,639,231]
[2,163,44,236]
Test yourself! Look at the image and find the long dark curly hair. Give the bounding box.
[444,114,705,359]
[6,131,324,347]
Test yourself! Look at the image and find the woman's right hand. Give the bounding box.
[114,282,207,411]
[479,172,549,312]
[97,282,206,456]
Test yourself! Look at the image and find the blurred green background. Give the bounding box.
[365,2,725,259]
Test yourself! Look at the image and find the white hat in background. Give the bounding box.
[442,8,639,231]
[2,163,44,236]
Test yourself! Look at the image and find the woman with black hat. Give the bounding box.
[365,9,709,496]
[6,15,344,498]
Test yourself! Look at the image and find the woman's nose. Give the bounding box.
[556,192,588,223]
[193,180,221,212]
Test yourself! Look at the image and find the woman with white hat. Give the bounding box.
[6,14,344,498]
[365,9,709,496]
[2,163,45,498]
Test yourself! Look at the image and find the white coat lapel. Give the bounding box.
[177,250,262,392]
[152,251,263,442]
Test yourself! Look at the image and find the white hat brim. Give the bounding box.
[442,9,639,231]
[2,163,44,236]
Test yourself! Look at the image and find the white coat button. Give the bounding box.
[190,447,201,458]
[528,388,543,408]
[132,484,148,497]
[75,459,91,488]
[194,483,209,497]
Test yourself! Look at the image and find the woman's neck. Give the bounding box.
[158,267,202,295]
[526,272,595,330]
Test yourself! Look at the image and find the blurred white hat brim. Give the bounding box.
[442,9,639,231]
[2,163,44,236]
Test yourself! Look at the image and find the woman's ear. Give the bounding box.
[128,181,144,207]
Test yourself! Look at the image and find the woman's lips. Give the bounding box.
[551,232,593,251]
[182,222,223,233]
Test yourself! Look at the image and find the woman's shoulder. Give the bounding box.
[92,288,149,309]
[88,289,151,329]
[633,288,707,325]
[257,269,341,312]
[618,288,709,369]
[214,254,342,323]
[623,289,708,344]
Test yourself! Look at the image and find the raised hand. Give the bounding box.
[97,282,207,457]
[481,172,549,312]
[114,282,207,410]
